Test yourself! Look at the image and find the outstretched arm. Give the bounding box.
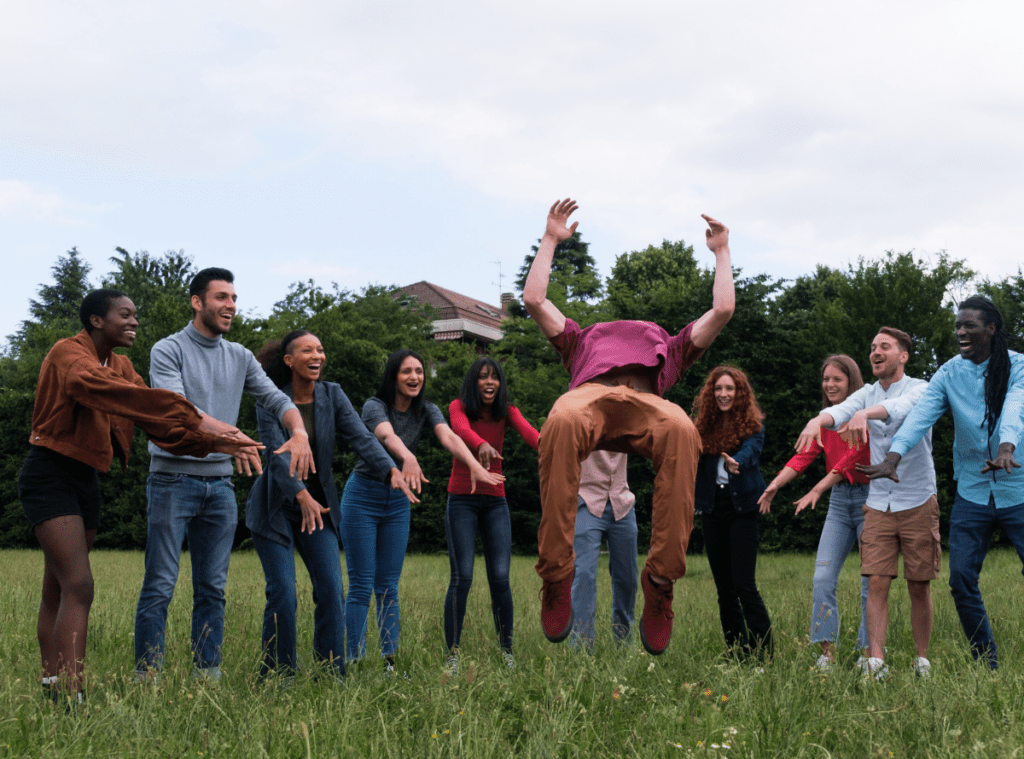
[689,215,735,349]
[523,198,578,339]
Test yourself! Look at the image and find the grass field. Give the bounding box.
[2,547,1024,758]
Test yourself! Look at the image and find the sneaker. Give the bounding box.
[444,653,459,676]
[914,656,932,678]
[815,654,834,672]
[192,666,221,684]
[502,650,515,670]
[858,656,889,681]
[540,573,574,643]
[383,657,396,675]
[638,571,674,656]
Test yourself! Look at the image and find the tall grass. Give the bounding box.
[1,547,1023,757]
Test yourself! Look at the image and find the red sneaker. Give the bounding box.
[539,573,574,643]
[639,571,674,655]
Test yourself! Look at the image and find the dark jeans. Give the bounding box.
[251,514,345,679]
[444,494,514,652]
[702,486,773,658]
[948,490,1024,668]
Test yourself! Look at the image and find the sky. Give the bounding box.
[3,0,1022,346]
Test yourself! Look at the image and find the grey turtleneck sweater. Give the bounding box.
[148,322,296,476]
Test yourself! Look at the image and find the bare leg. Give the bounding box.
[33,517,95,694]
[907,580,932,658]
[866,574,892,660]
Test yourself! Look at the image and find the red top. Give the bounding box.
[549,318,705,397]
[447,399,540,496]
[782,427,870,485]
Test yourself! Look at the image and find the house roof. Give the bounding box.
[395,281,510,343]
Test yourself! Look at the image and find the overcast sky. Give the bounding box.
[3,0,1021,346]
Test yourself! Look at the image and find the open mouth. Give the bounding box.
[125,330,137,339]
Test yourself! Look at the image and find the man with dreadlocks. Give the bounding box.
[861,297,1024,670]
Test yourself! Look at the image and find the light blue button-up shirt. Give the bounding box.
[890,351,1024,509]
[827,374,935,512]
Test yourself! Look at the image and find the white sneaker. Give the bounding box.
[914,656,932,678]
[502,651,516,670]
[444,654,459,675]
[815,654,834,672]
[859,656,889,681]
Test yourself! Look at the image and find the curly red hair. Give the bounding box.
[692,365,765,456]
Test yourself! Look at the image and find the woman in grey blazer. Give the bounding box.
[246,330,412,679]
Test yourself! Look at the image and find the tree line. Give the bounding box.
[2,239,1021,555]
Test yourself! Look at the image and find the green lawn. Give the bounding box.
[1,547,1023,758]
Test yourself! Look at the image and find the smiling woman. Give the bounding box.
[17,289,261,704]
[340,349,503,671]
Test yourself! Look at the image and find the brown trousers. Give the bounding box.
[536,382,701,583]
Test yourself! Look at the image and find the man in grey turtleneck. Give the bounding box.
[133,267,313,680]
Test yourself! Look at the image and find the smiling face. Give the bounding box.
[284,333,325,383]
[477,363,500,408]
[955,308,995,364]
[822,362,851,405]
[714,373,737,412]
[192,280,237,337]
[869,333,908,383]
[396,355,425,401]
[92,296,139,349]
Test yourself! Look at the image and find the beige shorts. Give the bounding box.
[860,495,940,581]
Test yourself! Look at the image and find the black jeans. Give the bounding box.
[701,486,773,658]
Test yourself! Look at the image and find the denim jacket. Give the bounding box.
[694,425,766,516]
[246,381,394,546]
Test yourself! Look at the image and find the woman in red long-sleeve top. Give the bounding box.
[444,357,539,672]
[757,354,870,670]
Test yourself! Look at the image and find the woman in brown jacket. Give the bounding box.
[18,289,261,705]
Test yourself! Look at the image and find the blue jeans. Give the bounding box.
[444,494,514,653]
[810,482,869,649]
[340,473,410,660]
[251,514,345,678]
[948,490,1024,668]
[570,498,638,651]
[134,473,237,672]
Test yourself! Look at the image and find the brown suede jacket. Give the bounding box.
[29,330,214,472]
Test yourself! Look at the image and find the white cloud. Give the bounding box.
[0,180,119,226]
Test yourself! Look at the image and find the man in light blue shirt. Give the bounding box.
[861,297,1024,669]
[797,327,937,679]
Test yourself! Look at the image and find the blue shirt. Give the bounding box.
[827,374,935,513]
[890,351,1024,509]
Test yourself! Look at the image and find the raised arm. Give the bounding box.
[689,215,735,349]
[523,198,578,339]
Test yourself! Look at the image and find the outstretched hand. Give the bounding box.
[857,451,902,482]
[477,442,503,471]
[545,199,579,243]
[199,414,265,475]
[702,214,729,253]
[982,443,1020,475]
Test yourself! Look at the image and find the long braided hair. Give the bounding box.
[959,296,1013,438]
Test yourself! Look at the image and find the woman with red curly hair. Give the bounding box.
[693,365,772,660]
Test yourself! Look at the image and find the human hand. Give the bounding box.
[757,487,776,514]
[982,443,1021,474]
[275,430,314,480]
[702,214,729,253]
[544,199,579,244]
[477,442,503,470]
[402,456,428,494]
[721,453,740,475]
[469,462,505,494]
[299,493,330,534]
[794,489,823,515]
[389,467,420,504]
[231,448,264,476]
[856,452,901,482]
[795,418,823,454]
[838,410,869,450]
